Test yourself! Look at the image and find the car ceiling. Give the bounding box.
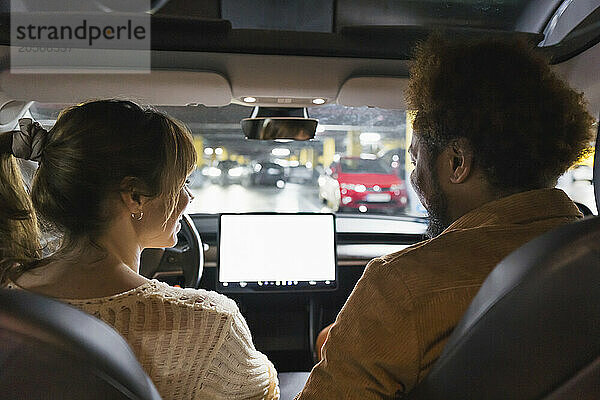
[149,0,562,34]
[10,0,556,32]
[0,0,598,116]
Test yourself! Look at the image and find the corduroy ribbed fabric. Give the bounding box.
[6,280,280,400]
[297,188,582,400]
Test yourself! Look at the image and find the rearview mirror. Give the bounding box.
[241,106,318,140]
[241,117,317,140]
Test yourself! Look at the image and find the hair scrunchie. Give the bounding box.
[12,118,48,162]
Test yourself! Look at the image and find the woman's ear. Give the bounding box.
[119,177,149,213]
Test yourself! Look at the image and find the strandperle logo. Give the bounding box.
[15,19,147,47]
[11,1,150,73]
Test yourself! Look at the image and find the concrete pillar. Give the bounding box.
[307,148,316,168]
[381,139,404,152]
[193,136,204,167]
[346,130,362,157]
[323,137,335,167]
[215,147,228,161]
[299,148,308,165]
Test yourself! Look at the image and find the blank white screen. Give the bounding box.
[219,214,336,282]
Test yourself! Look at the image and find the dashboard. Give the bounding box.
[189,213,427,371]
[140,213,426,370]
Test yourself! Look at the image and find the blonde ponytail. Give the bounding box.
[0,131,40,284]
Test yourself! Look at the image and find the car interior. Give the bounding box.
[0,1,599,399]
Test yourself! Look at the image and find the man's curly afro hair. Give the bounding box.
[406,34,595,192]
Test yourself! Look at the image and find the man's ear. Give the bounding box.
[119,177,149,213]
[447,138,473,184]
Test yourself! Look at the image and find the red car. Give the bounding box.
[319,157,408,213]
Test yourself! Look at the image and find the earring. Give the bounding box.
[131,211,144,221]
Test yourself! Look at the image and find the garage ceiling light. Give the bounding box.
[272,148,291,157]
[360,132,381,144]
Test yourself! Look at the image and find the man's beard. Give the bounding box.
[413,166,450,239]
[424,188,449,238]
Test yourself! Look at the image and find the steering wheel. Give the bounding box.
[139,214,204,288]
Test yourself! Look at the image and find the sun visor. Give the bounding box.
[337,76,408,110]
[0,71,232,106]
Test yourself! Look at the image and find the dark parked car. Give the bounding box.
[210,160,248,185]
[286,165,317,184]
[247,161,286,188]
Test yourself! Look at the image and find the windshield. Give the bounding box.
[31,102,424,216]
[182,103,420,215]
[30,102,596,216]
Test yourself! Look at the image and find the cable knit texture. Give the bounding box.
[5,280,279,400]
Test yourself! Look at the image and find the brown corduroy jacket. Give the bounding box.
[297,188,582,399]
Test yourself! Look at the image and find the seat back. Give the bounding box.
[407,215,600,400]
[0,288,162,400]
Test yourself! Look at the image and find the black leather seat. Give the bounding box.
[0,288,162,400]
[407,216,600,400]
[408,126,600,399]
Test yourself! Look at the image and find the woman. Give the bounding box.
[0,100,279,400]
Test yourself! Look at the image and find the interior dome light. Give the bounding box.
[243,97,257,103]
[312,98,326,105]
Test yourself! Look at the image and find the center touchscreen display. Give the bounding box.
[217,213,337,292]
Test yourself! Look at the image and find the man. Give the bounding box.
[297,35,595,399]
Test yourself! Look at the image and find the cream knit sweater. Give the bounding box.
[6,279,280,400]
